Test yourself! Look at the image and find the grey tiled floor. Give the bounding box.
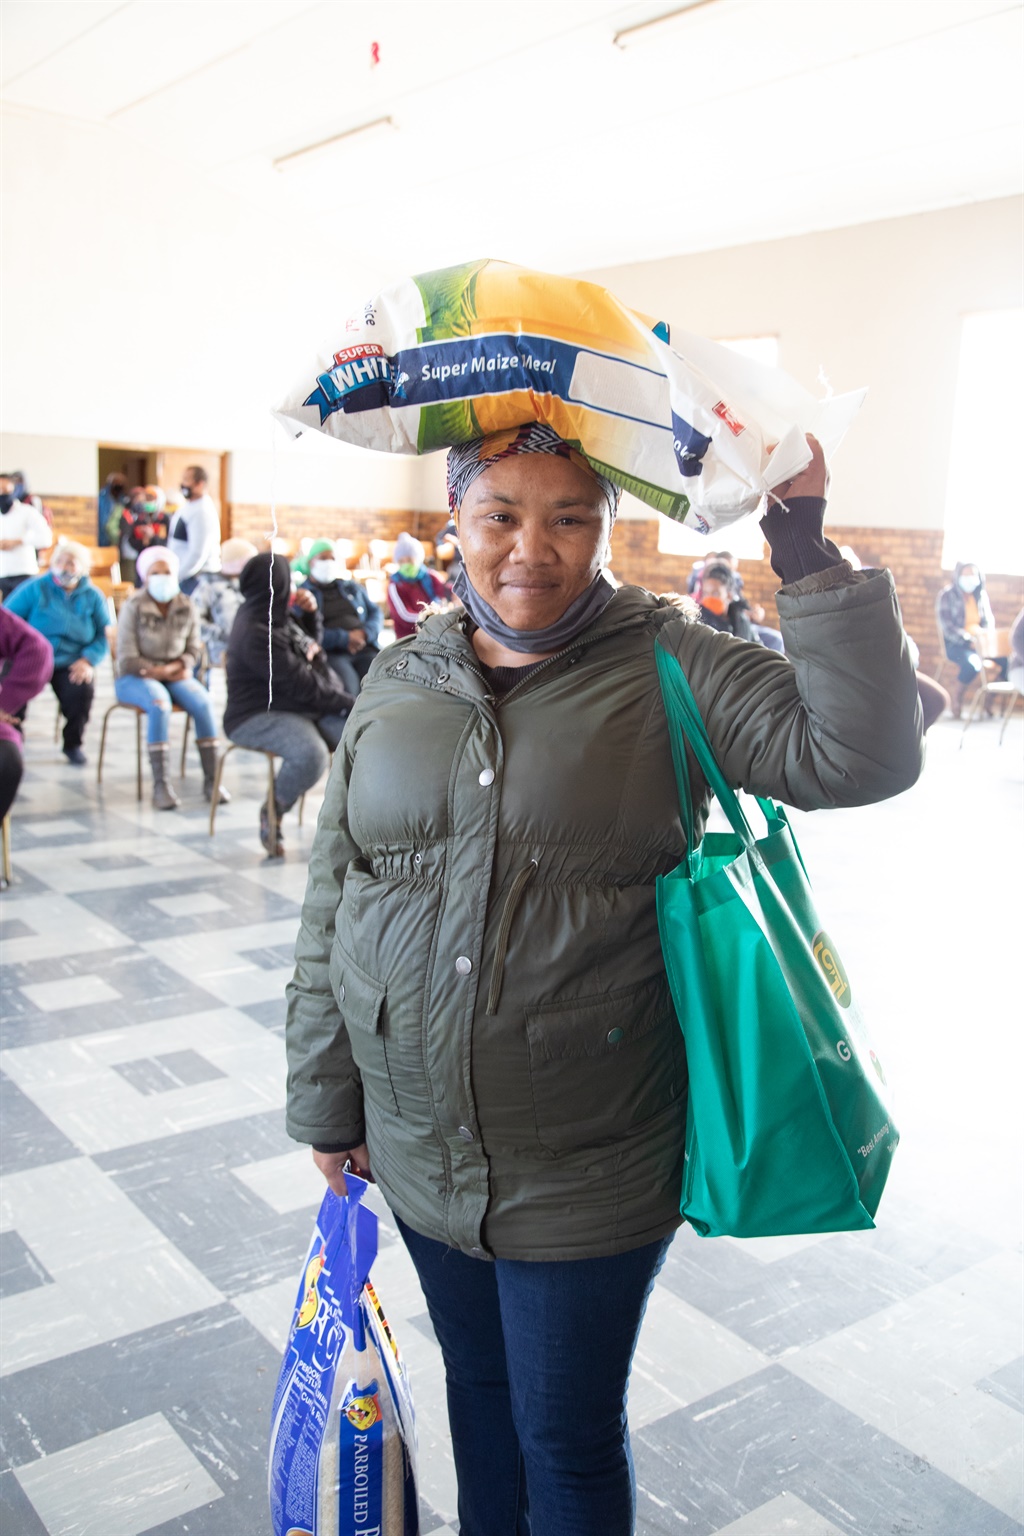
[1,668,1022,1535]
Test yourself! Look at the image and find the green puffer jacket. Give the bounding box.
[285,567,922,1260]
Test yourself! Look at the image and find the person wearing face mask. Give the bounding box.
[300,539,383,696]
[386,531,454,639]
[191,537,259,668]
[696,562,758,642]
[937,560,1008,717]
[114,546,227,809]
[0,473,52,601]
[4,540,110,765]
[285,423,923,1536]
[170,466,221,596]
[224,553,353,857]
[119,486,170,585]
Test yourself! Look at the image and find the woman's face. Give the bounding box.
[457,454,611,631]
[147,559,172,577]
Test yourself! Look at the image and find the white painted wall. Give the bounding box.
[0,432,98,495]
[579,197,1024,532]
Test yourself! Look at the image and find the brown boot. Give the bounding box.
[197,739,230,804]
[148,744,180,810]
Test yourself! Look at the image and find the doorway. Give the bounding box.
[98,444,229,538]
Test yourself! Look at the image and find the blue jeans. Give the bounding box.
[114,674,218,744]
[397,1217,673,1536]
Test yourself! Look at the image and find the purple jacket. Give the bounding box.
[0,606,54,746]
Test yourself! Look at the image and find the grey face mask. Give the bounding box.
[452,565,616,655]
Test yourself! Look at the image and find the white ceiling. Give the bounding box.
[2,0,1022,283]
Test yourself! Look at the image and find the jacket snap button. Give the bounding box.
[339,984,346,1002]
[458,1125,475,1141]
[478,768,495,786]
[395,657,408,671]
[455,956,472,975]
[438,672,450,684]
[607,1027,624,1044]
[413,853,423,865]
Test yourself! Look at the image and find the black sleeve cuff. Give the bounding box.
[312,1141,362,1155]
[759,496,845,584]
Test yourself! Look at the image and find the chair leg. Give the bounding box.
[999,691,1019,746]
[1,812,11,886]
[136,710,144,800]
[180,713,191,777]
[959,683,987,747]
[97,706,112,785]
[208,744,236,836]
[298,795,305,827]
[266,755,279,855]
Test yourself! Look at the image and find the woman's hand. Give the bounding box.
[312,1144,374,1198]
[768,433,829,505]
[292,588,318,613]
[67,659,93,685]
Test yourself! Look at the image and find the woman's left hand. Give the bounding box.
[768,433,829,504]
[312,1145,374,1198]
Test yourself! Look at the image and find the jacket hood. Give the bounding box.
[953,560,985,592]
[239,552,291,622]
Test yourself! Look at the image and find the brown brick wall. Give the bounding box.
[608,519,1023,677]
[46,495,98,544]
[228,504,449,558]
[71,492,1019,678]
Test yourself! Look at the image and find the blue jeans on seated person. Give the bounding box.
[396,1216,673,1536]
[114,674,217,744]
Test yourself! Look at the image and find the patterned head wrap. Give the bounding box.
[446,424,621,518]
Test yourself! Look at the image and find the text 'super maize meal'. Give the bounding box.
[275,259,865,535]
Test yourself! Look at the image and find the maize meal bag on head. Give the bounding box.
[268,1177,418,1535]
[274,258,865,534]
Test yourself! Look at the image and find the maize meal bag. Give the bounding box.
[269,1176,418,1535]
[274,258,865,533]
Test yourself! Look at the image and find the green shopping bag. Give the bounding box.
[655,640,898,1238]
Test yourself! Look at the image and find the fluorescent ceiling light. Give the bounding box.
[614,1,721,49]
[273,116,396,172]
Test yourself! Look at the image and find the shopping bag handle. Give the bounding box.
[656,640,784,858]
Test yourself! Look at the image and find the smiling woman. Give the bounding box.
[284,423,924,1534]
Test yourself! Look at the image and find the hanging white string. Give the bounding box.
[266,425,279,710]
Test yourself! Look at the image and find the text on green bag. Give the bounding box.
[812,930,851,1008]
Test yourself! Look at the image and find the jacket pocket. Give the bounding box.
[525,976,684,1155]
[330,943,401,1118]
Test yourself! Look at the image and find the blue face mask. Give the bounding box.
[147,574,179,603]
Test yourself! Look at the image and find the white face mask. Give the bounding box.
[958,572,978,593]
[311,560,339,585]
[147,574,179,603]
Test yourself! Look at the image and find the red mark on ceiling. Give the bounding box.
[370,41,380,66]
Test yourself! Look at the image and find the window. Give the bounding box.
[942,310,1024,574]
[657,336,779,560]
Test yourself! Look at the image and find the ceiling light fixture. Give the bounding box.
[613,0,722,49]
[273,116,396,171]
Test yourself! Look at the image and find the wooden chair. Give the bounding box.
[207,744,304,850]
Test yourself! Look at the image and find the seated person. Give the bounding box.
[192,538,258,668]
[697,562,758,642]
[114,546,227,810]
[224,553,353,858]
[713,549,784,653]
[433,516,464,582]
[300,539,382,695]
[5,539,110,766]
[937,560,1007,716]
[387,532,454,639]
[0,606,53,828]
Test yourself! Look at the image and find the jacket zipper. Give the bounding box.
[485,860,539,1015]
